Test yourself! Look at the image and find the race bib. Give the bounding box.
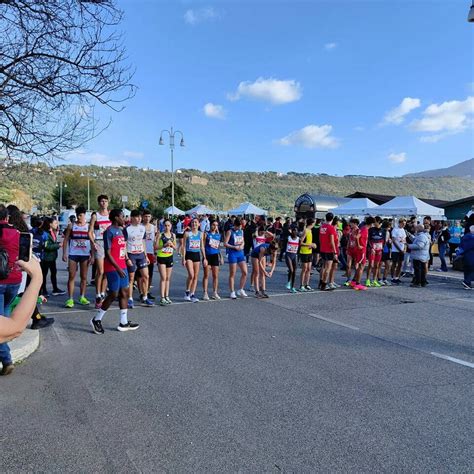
[189,239,200,249]
[372,242,383,251]
[209,238,220,249]
[234,235,244,245]
[162,246,173,254]
[119,247,126,259]
[287,242,298,253]
[98,223,109,236]
[130,242,144,254]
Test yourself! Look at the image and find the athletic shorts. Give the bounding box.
[228,251,245,264]
[285,253,297,266]
[185,251,201,263]
[94,240,105,259]
[176,233,184,239]
[300,253,312,264]
[369,251,382,264]
[128,253,148,273]
[320,252,336,262]
[352,251,366,266]
[147,253,156,265]
[206,253,220,267]
[391,252,404,263]
[106,269,129,292]
[382,252,392,262]
[157,256,173,268]
[69,255,89,263]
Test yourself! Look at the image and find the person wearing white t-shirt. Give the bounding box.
[391,219,407,284]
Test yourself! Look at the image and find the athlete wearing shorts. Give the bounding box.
[182,219,206,302]
[224,218,247,299]
[155,219,176,305]
[366,216,384,286]
[202,221,223,300]
[285,228,300,292]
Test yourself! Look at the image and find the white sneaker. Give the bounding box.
[230,291,237,300]
[213,293,221,300]
[191,295,199,303]
[202,292,210,301]
[184,293,191,301]
[237,289,248,298]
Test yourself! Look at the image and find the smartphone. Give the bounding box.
[19,232,32,262]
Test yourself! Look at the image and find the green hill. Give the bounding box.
[2,163,473,214]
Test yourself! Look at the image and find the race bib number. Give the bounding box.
[234,235,244,246]
[130,242,144,254]
[72,240,87,249]
[287,242,298,253]
[189,239,200,249]
[162,246,173,254]
[98,223,108,237]
[119,247,126,259]
[372,242,383,251]
[209,238,220,249]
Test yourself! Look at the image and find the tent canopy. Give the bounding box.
[186,204,215,215]
[227,202,268,216]
[164,205,185,215]
[331,198,378,216]
[374,196,445,217]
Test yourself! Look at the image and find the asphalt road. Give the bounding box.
[1,259,473,472]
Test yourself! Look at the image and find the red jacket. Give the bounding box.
[0,221,22,285]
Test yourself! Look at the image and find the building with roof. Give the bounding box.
[443,196,474,221]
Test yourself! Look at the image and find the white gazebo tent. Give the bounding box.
[227,202,268,216]
[186,204,215,215]
[164,205,185,216]
[373,196,445,218]
[331,198,378,216]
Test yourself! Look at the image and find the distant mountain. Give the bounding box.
[404,158,474,179]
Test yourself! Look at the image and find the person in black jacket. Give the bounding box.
[436,221,450,272]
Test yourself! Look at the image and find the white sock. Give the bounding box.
[120,309,128,325]
[95,309,106,321]
[96,293,101,299]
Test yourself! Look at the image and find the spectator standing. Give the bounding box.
[457,225,474,289]
[448,220,463,264]
[436,222,450,272]
[41,217,65,296]
[408,224,430,287]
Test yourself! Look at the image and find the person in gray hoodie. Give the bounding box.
[408,224,430,287]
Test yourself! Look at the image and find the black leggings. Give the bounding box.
[40,260,58,293]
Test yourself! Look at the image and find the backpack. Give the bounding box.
[0,247,10,280]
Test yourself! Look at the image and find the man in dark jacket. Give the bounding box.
[458,225,474,289]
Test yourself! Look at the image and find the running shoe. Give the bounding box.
[230,291,237,300]
[159,298,168,306]
[190,295,199,303]
[165,296,172,304]
[255,291,263,299]
[212,293,221,300]
[285,282,291,290]
[140,298,155,307]
[290,287,298,293]
[147,293,155,301]
[202,292,210,301]
[354,284,367,291]
[304,285,313,291]
[462,281,472,290]
[365,279,372,287]
[344,280,351,287]
[127,298,134,309]
[65,298,74,308]
[184,293,191,301]
[78,296,90,306]
[117,322,139,332]
[372,280,382,288]
[30,317,55,330]
[52,288,66,296]
[260,291,269,298]
[298,286,307,292]
[90,318,104,335]
[95,296,103,309]
[332,283,341,288]
[237,289,248,298]
[349,281,357,289]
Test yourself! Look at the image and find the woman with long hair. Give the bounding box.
[155,219,176,306]
[181,218,206,302]
[202,220,223,300]
[224,218,248,299]
[40,217,65,297]
[250,240,278,298]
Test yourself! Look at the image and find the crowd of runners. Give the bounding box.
[1,194,473,372]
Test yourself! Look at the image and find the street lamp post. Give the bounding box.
[80,172,96,210]
[56,180,67,209]
[159,127,185,213]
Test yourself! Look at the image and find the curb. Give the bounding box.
[9,329,40,364]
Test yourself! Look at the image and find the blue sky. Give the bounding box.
[68,0,474,176]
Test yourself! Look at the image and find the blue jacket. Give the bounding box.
[458,233,474,268]
[408,231,430,262]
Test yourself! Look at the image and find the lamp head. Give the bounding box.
[180,138,185,147]
[469,3,474,22]
[159,137,164,146]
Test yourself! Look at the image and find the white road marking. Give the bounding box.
[430,352,474,369]
[52,322,71,346]
[308,313,360,331]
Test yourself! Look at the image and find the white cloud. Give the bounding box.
[354,126,365,132]
[410,97,474,142]
[278,124,340,149]
[184,7,218,25]
[66,150,130,167]
[228,77,302,105]
[123,150,144,159]
[203,102,226,119]
[324,42,337,51]
[388,152,407,164]
[383,97,421,125]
